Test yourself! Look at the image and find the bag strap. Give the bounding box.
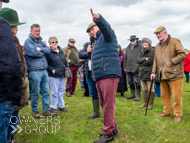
[53,53,66,69]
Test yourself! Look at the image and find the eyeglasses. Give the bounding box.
[51,41,58,44]
[70,42,75,43]
[130,39,136,42]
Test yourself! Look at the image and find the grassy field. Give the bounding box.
[14,78,190,143]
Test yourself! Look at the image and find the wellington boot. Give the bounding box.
[88,99,100,118]
[127,89,136,99]
[138,91,148,108]
[134,87,141,101]
[147,92,155,110]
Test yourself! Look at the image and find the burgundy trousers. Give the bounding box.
[66,66,78,93]
[96,77,120,135]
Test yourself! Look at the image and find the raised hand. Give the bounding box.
[90,8,100,21]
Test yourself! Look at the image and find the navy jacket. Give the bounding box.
[46,46,68,78]
[92,15,121,81]
[0,16,22,105]
[24,34,50,72]
[79,42,91,77]
[2,0,9,2]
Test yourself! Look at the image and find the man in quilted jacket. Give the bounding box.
[87,9,121,143]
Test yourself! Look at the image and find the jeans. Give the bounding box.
[28,69,50,112]
[154,82,161,97]
[184,71,189,83]
[0,100,14,143]
[86,71,99,100]
[7,111,19,142]
[49,77,66,109]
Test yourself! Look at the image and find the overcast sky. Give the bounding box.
[3,0,190,49]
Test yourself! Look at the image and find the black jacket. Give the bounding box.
[0,17,22,105]
[79,42,91,77]
[46,46,68,78]
[137,47,155,80]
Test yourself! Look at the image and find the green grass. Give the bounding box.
[14,78,190,143]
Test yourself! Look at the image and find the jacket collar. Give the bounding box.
[29,33,42,42]
[159,34,171,45]
[142,47,151,53]
[50,46,62,53]
[68,44,76,49]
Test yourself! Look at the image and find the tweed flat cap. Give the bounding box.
[68,38,76,43]
[86,22,96,33]
[154,26,166,34]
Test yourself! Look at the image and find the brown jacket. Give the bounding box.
[152,35,187,80]
[14,36,28,111]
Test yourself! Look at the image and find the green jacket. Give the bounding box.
[63,44,79,67]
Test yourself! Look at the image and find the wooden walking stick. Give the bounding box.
[145,79,154,116]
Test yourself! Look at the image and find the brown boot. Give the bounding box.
[138,91,148,108]
[81,86,85,91]
[156,112,171,117]
[94,133,114,143]
[32,111,40,119]
[43,110,57,117]
[147,92,155,110]
[174,114,181,122]
[66,92,71,97]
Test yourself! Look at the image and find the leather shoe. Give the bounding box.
[71,92,76,95]
[174,114,181,123]
[99,130,118,137]
[94,134,114,143]
[156,112,171,117]
[66,92,71,97]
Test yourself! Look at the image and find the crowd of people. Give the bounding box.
[0,1,188,143]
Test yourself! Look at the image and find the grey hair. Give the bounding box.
[162,30,167,34]
[30,24,40,30]
[48,36,58,45]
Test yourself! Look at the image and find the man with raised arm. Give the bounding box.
[86,9,121,143]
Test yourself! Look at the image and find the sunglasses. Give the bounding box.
[130,39,136,42]
[70,42,75,43]
[51,41,58,44]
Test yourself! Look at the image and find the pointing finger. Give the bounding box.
[90,8,94,16]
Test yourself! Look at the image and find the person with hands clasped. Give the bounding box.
[24,24,56,119]
[137,38,155,110]
[87,9,121,143]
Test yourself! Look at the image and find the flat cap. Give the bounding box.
[142,38,152,45]
[154,26,166,34]
[86,22,96,33]
[68,38,76,43]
